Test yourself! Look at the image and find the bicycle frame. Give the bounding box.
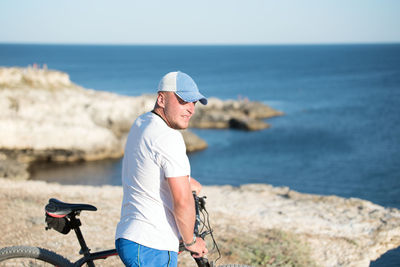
[64,213,118,266]
[73,248,118,267]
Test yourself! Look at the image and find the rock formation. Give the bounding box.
[190,97,282,131]
[205,184,400,266]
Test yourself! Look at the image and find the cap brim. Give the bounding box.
[176,91,208,105]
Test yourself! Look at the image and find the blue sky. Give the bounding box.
[1,0,399,45]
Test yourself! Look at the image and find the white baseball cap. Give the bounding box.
[157,71,208,105]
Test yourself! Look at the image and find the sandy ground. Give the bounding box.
[0,178,254,266]
[1,178,399,267]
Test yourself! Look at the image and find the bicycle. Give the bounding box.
[0,194,252,267]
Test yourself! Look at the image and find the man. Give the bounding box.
[115,71,208,266]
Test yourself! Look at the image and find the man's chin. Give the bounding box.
[171,123,189,130]
[175,126,189,130]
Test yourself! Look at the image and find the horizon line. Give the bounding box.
[1,41,400,46]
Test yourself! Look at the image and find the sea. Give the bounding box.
[1,44,399,266]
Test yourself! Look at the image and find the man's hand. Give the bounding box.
[190,177,202,195]
[185,236,208,258]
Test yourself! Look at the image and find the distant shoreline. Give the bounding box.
[1,42,400,47]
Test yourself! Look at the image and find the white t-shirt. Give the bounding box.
[115,112,190,252]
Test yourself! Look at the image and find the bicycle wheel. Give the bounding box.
[0,246,72,266]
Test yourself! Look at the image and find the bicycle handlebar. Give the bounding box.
[188,193,221,267]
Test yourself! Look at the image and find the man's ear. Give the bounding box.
[157,92,166,108]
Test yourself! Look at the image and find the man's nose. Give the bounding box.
[187,102,195,114]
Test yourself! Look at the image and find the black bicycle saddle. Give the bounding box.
[45,198,97,216]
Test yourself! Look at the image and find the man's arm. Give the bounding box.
[168,176,208,257]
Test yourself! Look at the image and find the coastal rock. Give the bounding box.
[180,130,208,152]
[190,97,283,130]
[203,184,400,267]
[0,178,398,267]
[228,117,269,131]
[0,67,196,161]
[0,66,72,89]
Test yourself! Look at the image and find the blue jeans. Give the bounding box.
[115,238,178,267]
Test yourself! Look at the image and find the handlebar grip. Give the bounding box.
[193,256,210,267]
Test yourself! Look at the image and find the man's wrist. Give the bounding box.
[184,234,197,247]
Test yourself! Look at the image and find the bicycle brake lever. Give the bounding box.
[199,196,206,209]
[200,230,211,239]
